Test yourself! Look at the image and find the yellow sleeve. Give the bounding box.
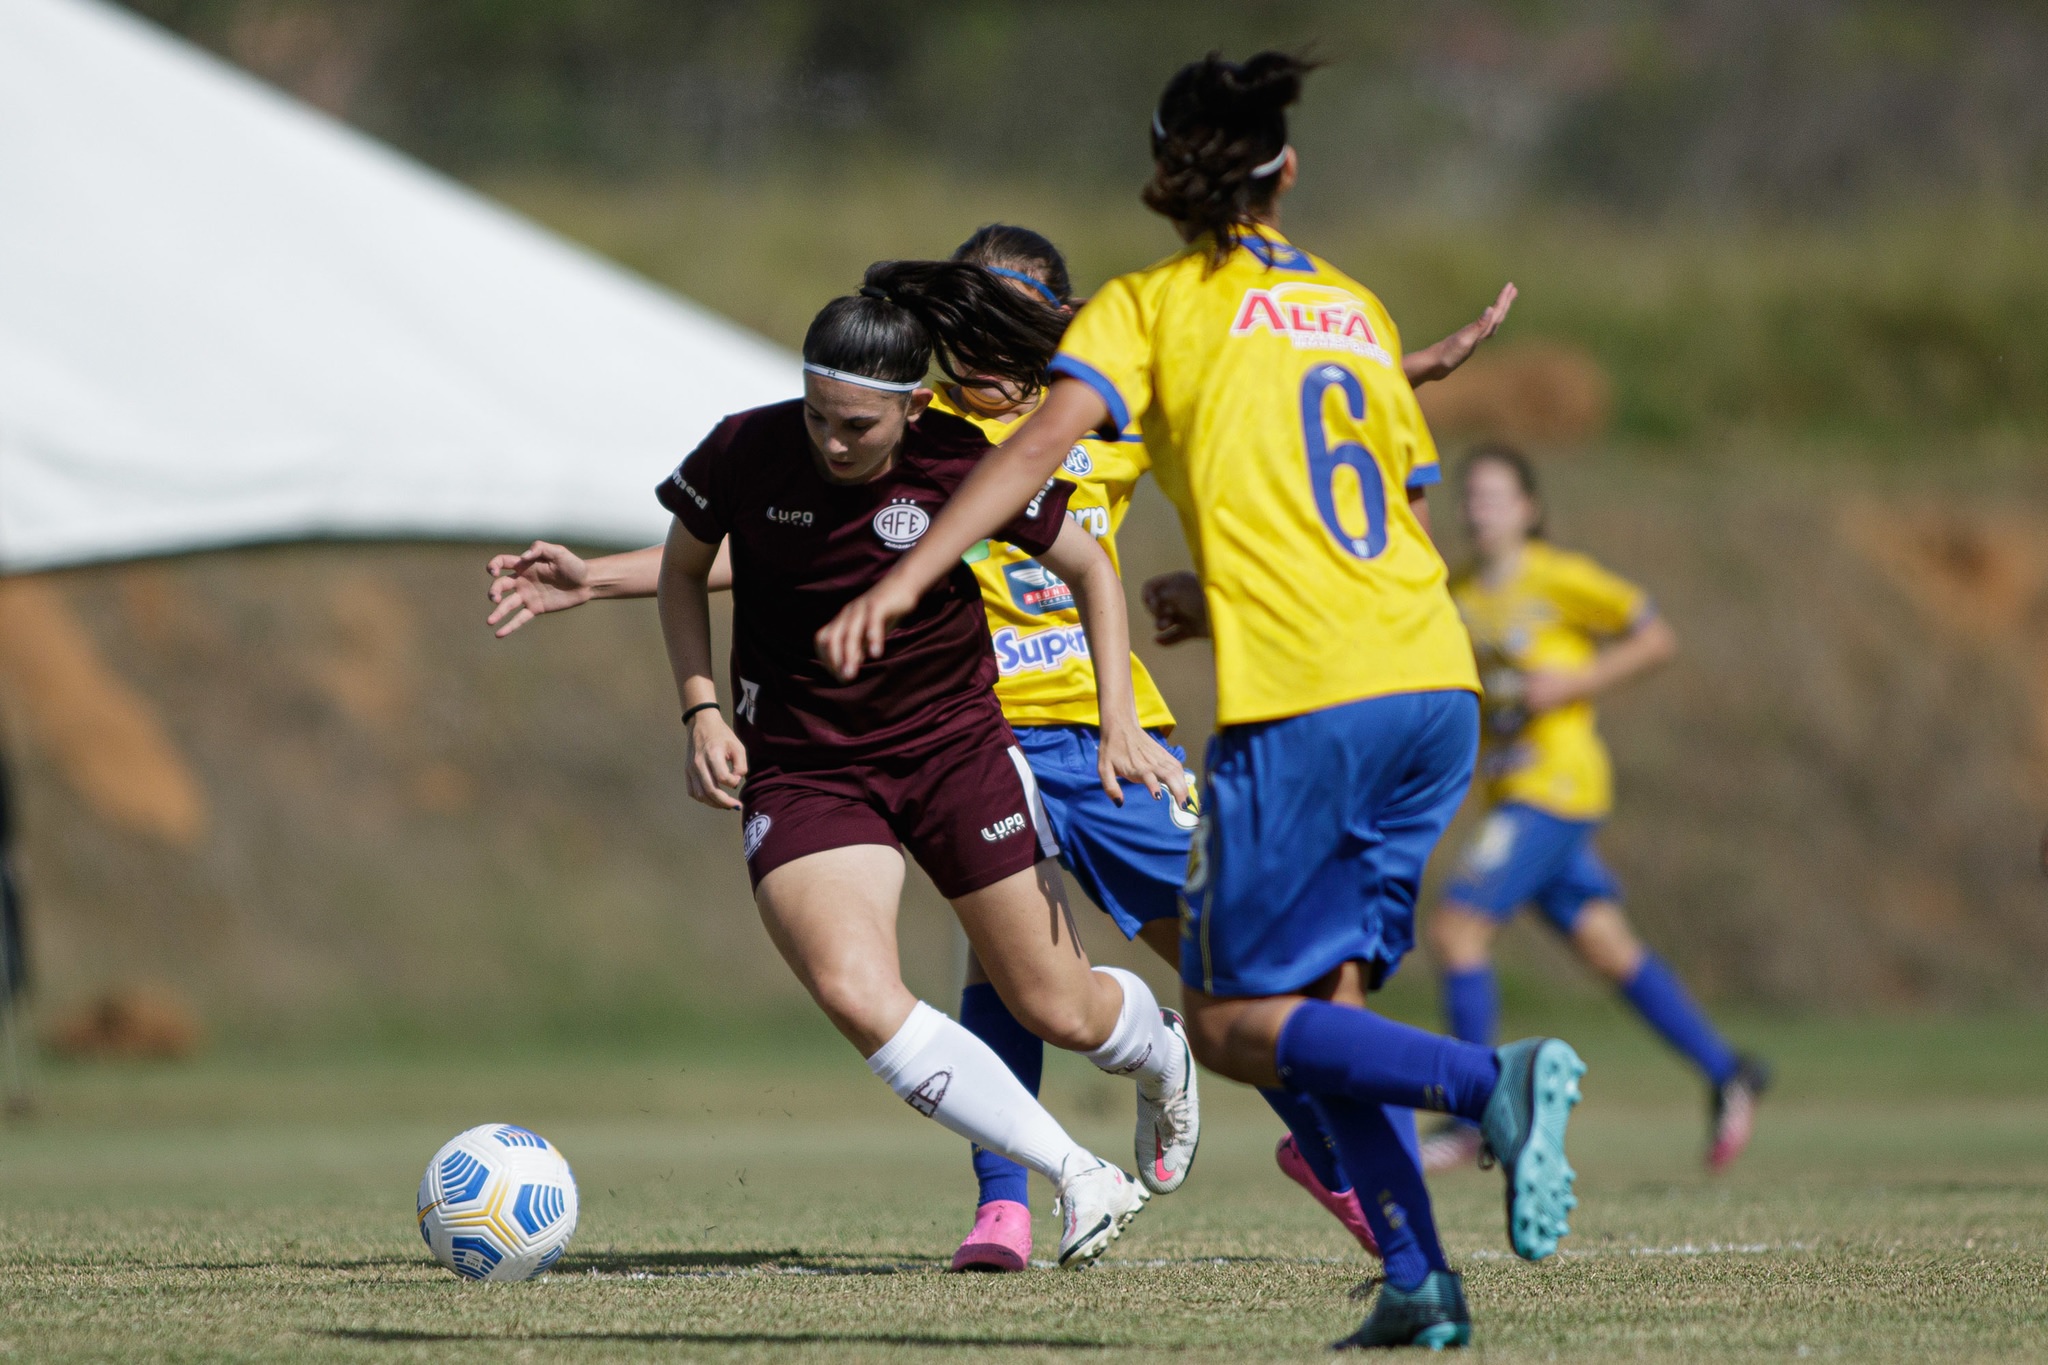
[1549,553,1651,637]
[1367,309,1441,492]
[1399,388,1443,491]
[1051,274,1154,440]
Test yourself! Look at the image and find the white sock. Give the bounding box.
[1083,967,1187,1099]
[866,1001,1090,1184]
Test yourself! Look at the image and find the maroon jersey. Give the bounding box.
[657,400,1074,763]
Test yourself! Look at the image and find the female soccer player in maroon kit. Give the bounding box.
[651,260,1197,1268]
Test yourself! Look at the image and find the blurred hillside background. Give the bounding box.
[7,0,2048,1050]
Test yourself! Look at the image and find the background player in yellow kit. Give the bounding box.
[1419,443,1770,1175]
[820,51,1586,1350]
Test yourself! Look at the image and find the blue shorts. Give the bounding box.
[1441,802,1621,933]
[1014,724,1196,940]
[1182,690,1479,998]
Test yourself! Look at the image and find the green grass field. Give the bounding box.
[1,1008,2043,1362]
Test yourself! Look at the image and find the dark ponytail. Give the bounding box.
[1143,51,1319,270]
[951,224,1074,306]
[801,259,1066,394]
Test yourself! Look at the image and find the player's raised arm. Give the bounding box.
[655,518,746,811]
[1402,283,1517,387]
[817,377,1109,679]
[1036,518,1188,810]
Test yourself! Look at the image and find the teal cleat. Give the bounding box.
[1480,1038,1586,1261]
[1333,1270,1471,1350]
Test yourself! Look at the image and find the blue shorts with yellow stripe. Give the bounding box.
[1441,801,1622,933]
[1182,690,1479,998]
[1014,724,1195,940]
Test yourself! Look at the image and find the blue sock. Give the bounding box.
[958,982,1043,1206]
[1389,1105,1421,1168]
[1261,1086,1351,1193]
[1442,965,1499,1048]
[1276,999,1501,1122]
[1309,1094,1449,1291]
[1621,953,1739,1086]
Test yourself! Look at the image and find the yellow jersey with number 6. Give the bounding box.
[928,390,1176,733]
[1051,227,1477,726]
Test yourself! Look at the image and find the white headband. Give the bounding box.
[1150,108,1289,180]
[803,362,920,393]
[1250,145,1291,178]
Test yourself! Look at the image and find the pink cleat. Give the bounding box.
[949,1198,1032,1273]
[1275,1135,1380,1259]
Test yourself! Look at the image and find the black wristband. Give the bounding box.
[681,701,721,727]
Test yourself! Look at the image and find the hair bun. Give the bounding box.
[1229,51,1309,114]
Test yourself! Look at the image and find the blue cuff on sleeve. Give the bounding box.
[1048,354,1131,438]
[1406,464,1443,489]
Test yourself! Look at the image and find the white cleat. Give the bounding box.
[1135,1008,1201,1194]
[1053,1156,1149,1268]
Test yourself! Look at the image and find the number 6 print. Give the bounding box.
[1299,364,1388,559]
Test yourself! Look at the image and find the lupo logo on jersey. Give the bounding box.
[1004,560,1073,615]
[1062,445,1093,476]
[1229,283,1392,366]
[872,499,930,549]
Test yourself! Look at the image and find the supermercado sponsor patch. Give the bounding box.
[991,624,1090,675]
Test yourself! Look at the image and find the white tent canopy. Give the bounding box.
[0,0,798,573]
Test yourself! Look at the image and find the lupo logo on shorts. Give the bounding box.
[872,500,930,549]
[980,812,1027,842]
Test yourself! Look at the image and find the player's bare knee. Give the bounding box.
[1430,903,1494,971]
[1183,1007,1234,1074]
[1572,901,1644,981]
[1003,990,1097,1051]
[804,964,895,1044]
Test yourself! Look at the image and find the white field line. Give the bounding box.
[1464,1241,1812,1260]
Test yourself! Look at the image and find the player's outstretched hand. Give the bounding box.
[487,541,593,638]
[1436,282,1517,378]
[1142,571,1210,645]
[1096,721,1191,811]
[687,710,748,811]
[816,577,920,681]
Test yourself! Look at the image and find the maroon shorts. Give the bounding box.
[739,715,1059,899]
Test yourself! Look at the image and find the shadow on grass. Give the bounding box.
[319,1328,1115,1349]
[124,1255,420,1273]
[560,1247,937,1276]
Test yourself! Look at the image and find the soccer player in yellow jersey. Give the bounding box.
[821,52,1588,1348]
[1418,444,1769,1178]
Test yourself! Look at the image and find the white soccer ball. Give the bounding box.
[416,1124,579,1282]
